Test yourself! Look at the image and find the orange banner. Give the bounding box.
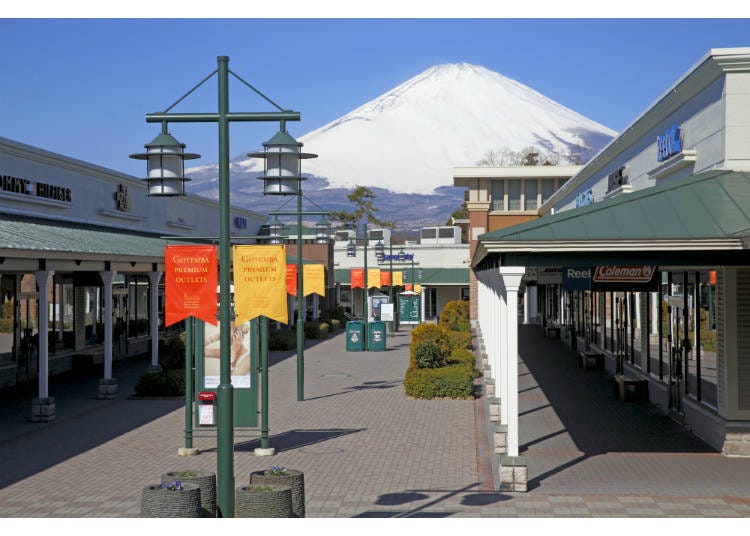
[351,268,364,289]
[286,264,297,295]
[393,271,403,286]
[405,284,413,291]
[165,245,218,326]
[368,268,381,288]
[303,264,326,297]
[380,271,391,287]
[233,245,288,324]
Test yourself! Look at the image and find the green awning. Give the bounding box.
[475,170,750,267]
[0,214,167,260]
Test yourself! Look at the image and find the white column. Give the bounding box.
[496,272,508,425]
[528,286,538,323]
[420,286,426,322]
[651,292,659,336]
[500,266,525,458]
[34,270,54,400]
[523,288,530,324]
[99,270,117,380]
[148,271,162,369]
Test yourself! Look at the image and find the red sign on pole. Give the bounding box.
[351,268,364,289]
[286,264,298,295]
[165,245,218,326]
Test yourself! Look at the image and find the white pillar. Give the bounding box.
[148,271,162,369]
[34,270,54,400]
[651,292,659,336]
[496,273,508,425]
[99,270,117,380]
[523,288,530,324]
[529,286,538,323]
[500,266,525,458]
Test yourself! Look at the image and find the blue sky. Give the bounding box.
[1,15,749,178]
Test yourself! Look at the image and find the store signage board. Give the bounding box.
[591,265,659,291]
[562,267,591,291]
[657,125,682,162]
[381,303,394,321]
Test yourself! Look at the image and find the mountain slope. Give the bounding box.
[186,62,616,227]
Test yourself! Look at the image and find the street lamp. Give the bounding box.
[374,239,396,334]
[345,225,371,349]
[249,127,317,403]
[131,56,301,518]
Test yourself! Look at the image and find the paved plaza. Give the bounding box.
[0,324,749,518]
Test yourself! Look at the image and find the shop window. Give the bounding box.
[524,179,538,211]
[508,180,521,210]
[0,275,15,362]
[541,179,557,204]
[128,275,150,337]
[491,180,505,211]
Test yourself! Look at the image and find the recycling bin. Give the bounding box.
[346,321,364,352]
[198,391,216,426]
[368,321,387,352]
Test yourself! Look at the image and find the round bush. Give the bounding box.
[413,340,449,369]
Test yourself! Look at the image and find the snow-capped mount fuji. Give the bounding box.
[227,62,616,195]
[186,62,616,229]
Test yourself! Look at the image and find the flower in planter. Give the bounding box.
[264,465,288,476]
[162,480,183,491]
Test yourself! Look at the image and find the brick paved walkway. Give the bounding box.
[0,324,748,518]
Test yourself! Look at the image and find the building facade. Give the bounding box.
[471,48,750,491]
[0,135,266,419]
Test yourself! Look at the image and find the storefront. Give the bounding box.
[0,135,265,419]
[471,48,750,490]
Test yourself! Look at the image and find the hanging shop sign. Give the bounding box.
[657,124,682,162]
[233,245,288,324]
[562,266,592,291]
[164,245,218,326]
[591,265,659,291]
[538,267,562,285]
[368,268,381,289]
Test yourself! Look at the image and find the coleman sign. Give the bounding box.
[591,265,659,291]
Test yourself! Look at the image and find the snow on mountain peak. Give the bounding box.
[224,63,617,195]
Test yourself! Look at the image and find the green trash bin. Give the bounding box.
[346,321,364,352]
[369,321,387,352]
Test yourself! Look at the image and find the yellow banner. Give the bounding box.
[414,284,422,294]
[368,268,381,288]
[233,245,288,324]
[303,264,326,297]
[393,271,403,286]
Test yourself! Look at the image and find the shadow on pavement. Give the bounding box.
[304,380,401,401]
[232,427,365,454]
[517,323,715,489]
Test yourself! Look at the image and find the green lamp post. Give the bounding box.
[131,56,301,518]
[248,128,317,401]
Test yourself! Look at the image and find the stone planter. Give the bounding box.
[141,483,202,517]
[161,470,216,517]
[235,485,293,518]
[31,397,55,422]
[250,469,305,517]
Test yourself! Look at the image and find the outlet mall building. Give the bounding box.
[0,135,266,419]
[468,48,750,489]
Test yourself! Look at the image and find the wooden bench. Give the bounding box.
[613,375,648,402]
[544,326,561,339]
[579,351,604,370]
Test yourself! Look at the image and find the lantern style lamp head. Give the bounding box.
[130,128,200,196]
[315,215,331,244]
[375,240,385,263]
[398,248,406,262]
[249,127,317,196]
[268,215,285,244]
[346,237,356,258]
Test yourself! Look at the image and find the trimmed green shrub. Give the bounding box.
[161,332,186,370]
[439,300,470,332]
[134,371,184,397]
[330,318,341,331]
[413,340,449,369]
[304,321,330,339]
[404,364,474,399]
[269,329,296,351]
[409,323,451,365]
